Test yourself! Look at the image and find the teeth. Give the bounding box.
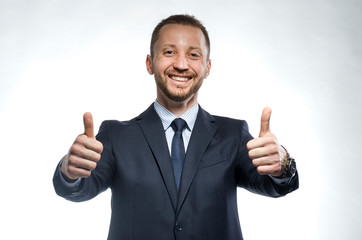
[171,76,189,82]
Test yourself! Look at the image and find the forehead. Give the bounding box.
[156,24,207,50]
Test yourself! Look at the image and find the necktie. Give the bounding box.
[171,118,187,191]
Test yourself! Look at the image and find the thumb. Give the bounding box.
[83,112,95,138]
[259,107,272,137]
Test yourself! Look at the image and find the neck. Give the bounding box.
[156,93,198,117]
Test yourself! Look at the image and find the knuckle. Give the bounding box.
[98,143,104,153]
[248,150,256,159]
[69,144,82,155]
[69,144,77,153]
[89,151,99,162]
[67,155,77,165]
[83,171,92,178]
[67,165,78,175]
[252,159,258,167]
[75,134,85,143]
[257,167,265,175]
[94,153,101,162]
[89,162,97,170]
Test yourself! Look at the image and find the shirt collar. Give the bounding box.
[154,100,199,131]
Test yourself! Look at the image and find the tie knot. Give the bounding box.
[171,118,187,132]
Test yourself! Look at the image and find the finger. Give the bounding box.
[66,164,93,178]
[256,165,275,175]
[74,135,103,153]
[256,164,282,176]
[252,154,280,167]
[248,144,279,159]
[84,139,103,154]
[247,136,275,150]
[83,112,95,139]
[69,142,102,162]
[68,154,98,171]
[259,107,272,137]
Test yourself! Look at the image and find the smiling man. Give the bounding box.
[53,14,298,240]
[147,22,211,115]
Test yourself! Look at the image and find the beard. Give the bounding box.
[154,71,204,102]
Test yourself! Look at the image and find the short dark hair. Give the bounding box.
[150,14,210,59]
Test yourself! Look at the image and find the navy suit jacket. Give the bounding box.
[53,104,299,240]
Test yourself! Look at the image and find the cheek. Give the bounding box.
[154,62,170,75]
[191,63,207,76]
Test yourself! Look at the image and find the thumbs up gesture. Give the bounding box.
[61,113,104,180]
[246,107,287,177]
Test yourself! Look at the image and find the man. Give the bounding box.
[53,14,298,240]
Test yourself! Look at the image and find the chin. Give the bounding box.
[166,92,191,102]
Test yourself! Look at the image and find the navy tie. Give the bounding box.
[171,118,187,191]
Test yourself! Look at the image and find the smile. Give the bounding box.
[169,75,192,82]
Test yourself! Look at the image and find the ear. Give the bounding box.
[146,54,154,75]
[204,59,211,78]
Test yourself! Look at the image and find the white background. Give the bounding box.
[1,0,361,239]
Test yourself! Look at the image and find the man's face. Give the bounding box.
[146,24,211,103]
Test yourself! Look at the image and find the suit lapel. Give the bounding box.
[176,107,217,213]
[136,104,178,211]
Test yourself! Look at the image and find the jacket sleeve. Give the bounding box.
[235,120,299,197]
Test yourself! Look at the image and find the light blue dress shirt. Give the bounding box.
[153,100,199,154]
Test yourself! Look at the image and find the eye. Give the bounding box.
[164,50,174,56]
[189,52,201,59]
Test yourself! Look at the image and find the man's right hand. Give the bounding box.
[61,112,104,181]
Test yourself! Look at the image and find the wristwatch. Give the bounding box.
[279,146,297,178]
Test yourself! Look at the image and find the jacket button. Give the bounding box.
[175,223,183,231]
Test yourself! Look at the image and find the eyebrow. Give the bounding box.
[162,44,177,48]
[188,46,203,53]
[161,44,203,54]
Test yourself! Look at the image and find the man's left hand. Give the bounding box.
[247,107,287,177]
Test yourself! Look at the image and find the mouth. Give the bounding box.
[168,74,192,82]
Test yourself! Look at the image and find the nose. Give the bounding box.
[173,54,189,71]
